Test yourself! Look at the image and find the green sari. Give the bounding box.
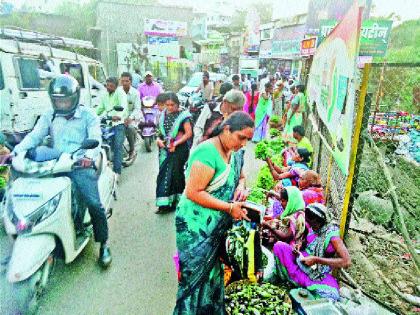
[174,142,240,315]
[283,92,304,142]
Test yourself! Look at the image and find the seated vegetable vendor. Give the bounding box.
[266,148,311,187]
[299,170,325,206]
[283,125,313,167]
[273,203,351,301]
[262,186,306,249]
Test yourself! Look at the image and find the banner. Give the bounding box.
[244,9,261,53]
[307,2,363,175]
[319,19,393,56]
[147,36,179,58]
[144,19,187,37]
[272,39,301,58]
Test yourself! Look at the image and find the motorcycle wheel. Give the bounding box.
[144,137,152,153]
[10,255,55,315]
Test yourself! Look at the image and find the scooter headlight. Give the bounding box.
[13,192,62,234]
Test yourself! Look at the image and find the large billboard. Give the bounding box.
[144,19,187,37]
[319,19,392,57]
[307,2,363,175]
[305,0,371,35]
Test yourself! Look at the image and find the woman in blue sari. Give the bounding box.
[174,112,254,315]
[156,92,193,213]
[252,82,273,142]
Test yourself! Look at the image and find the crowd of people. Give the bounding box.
[169,71,352,314]
[6,67,351,313]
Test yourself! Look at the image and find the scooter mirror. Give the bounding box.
[113,106,124,112]
[80,139,99,150]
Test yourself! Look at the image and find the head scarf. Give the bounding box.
[280,186,305,219]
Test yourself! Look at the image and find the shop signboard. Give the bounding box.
[319,19,393,57]
[144,18,187,37]
[301,37,318,56]
[147,36,180,58]
[272,39,301,58]
[307,2,363,175]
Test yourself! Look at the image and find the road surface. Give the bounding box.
[0,142,261,315]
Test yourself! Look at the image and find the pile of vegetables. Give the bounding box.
[269,128,281,138]
[269,115,281,125]
[254,139,284,161]
[225,280,292,315]
[249,138,285,204]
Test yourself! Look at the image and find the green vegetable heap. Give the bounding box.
[270,115,280,124]
[269,128,281,138]
[225,280,292,315]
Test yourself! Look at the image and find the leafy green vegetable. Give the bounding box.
[270,115,280,124]
[225,280,292,315]
[269,128,281,138]
[247,188,266,205]
[254,140,270,160]
[256,166,275,191]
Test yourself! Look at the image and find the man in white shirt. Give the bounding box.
[196,71,214,101]
[119,72,143,160]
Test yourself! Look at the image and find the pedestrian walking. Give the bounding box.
[252,82,273,142]
[156,93,193,213]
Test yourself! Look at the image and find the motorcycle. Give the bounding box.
[100,105,125,162]
[187,91,206,126]
[1,139,117,314]
[139,96,159,153]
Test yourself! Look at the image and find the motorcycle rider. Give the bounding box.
[96,77,128,178]
[119,72,142,161]
[13,75,112,268]
[137,71,163,101]
[195,71,214,101]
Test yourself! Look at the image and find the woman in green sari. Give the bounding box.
[156,92,193,213]
[283,84,305,143]
[252,82,273,142]
[174,112,255,315]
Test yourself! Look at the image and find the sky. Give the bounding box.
[11,0,420,22]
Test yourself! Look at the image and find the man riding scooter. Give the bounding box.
[13,75,112,268]
[119,72,142,162]
[97,77,128,179]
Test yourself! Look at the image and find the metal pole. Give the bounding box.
[340,63,371,239]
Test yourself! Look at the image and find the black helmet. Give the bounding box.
[219,82,233,96]
[48,75,80,115]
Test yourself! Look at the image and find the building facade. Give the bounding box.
[95,1,206,75]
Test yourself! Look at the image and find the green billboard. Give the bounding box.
[318,19,393,57]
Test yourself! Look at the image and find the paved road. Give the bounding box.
[0,142,261,315]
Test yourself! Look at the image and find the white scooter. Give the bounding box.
[1,140,117,314]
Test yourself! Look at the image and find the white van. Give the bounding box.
[0,35,107,145]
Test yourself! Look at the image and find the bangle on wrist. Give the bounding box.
[228,202,233,215]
